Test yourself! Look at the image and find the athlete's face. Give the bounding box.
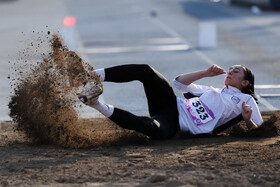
[224,65,249,90]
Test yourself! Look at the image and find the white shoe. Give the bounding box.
[78,83,103,106]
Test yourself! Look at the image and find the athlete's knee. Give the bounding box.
[138,64,154,72]
[137,64,158,78]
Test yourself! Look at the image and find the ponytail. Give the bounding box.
[241,66,258,103]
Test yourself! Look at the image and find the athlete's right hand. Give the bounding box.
[205,64,226,77]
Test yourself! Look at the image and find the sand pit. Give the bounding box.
[1,112,280,186]
[227,112,280,137]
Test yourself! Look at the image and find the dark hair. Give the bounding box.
[241,65,258,103]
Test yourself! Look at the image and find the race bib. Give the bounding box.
[185,97,215,126]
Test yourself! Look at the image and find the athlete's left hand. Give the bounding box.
[242,101,252,122]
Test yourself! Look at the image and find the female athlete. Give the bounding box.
[77,64,263,139]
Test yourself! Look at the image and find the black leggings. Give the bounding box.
[105,64,180,140]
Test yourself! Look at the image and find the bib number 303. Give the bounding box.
[186,98,215,126]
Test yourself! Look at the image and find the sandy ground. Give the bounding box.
[1,112,280,187]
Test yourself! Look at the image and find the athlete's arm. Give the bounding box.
[176,65,226,85]
[242,101,258,129]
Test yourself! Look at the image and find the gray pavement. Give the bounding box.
[1,0,280,121]
[0,0,67,121]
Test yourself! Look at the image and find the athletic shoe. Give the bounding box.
[78,83,103,106]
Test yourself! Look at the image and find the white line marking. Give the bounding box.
[80,44,191,54]
[258,94,280,97]
[82,37,183,46]
[256,95,278,111]
[255,85,280,89]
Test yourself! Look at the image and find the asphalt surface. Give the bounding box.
[0,0,68,121]
[1,0,280,120]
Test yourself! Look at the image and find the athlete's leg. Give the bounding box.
[80,64,180,139]
[109,107,179,139]
[104,64,175,116]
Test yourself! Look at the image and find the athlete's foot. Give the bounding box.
[74,71,98,87]
[78,83,103,106]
